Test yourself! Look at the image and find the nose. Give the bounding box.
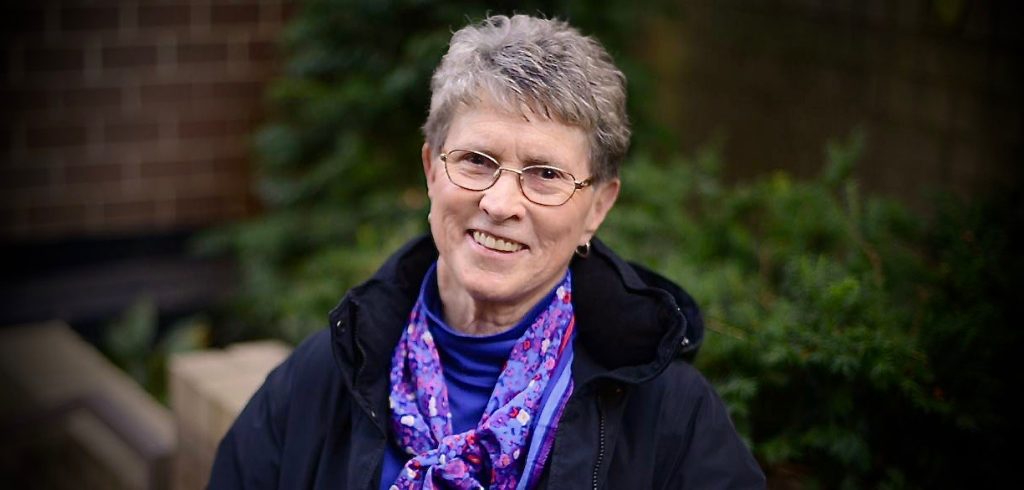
[478,169,525,221]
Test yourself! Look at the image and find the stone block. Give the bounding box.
[169,340,291,489]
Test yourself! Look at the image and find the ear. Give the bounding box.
[581,177,620,243]
[422,142,437,197]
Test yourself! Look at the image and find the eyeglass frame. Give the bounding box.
[439,149,593,206]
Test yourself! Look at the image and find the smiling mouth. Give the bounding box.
[471,230,525,253]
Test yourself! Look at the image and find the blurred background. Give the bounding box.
[1,0,1021,488]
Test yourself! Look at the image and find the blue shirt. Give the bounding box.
[379,262,558,488]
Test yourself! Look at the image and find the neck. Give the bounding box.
[436,266,564,337]
[439,294,531,336]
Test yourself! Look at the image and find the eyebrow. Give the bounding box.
[457,143,567,170]
[521,155,560,168]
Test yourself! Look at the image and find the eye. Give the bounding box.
[528,166,569,181]
[463,151,493,167]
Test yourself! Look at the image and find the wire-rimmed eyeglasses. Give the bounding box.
[440,149,592,206]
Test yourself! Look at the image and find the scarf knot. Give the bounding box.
[388,272,576,490]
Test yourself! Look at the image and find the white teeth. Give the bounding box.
[472,230,524,252]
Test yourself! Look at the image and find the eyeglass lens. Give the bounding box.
[444,150,577,205]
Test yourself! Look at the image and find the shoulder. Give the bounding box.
[633,360,766,488]
[266,328,339,400]
[229,327,342,449]
[287,328,336,378]
[209,330,343,487]
[632,359,721,431]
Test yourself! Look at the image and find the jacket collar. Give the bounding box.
[570,237,703,385]
[327,235,704,411]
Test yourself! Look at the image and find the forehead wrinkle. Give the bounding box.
[448,104,587,172]
[448,133,505,159]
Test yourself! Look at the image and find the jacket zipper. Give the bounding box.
[591,396,606,490]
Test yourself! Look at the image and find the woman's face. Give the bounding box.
[422,104,620,314]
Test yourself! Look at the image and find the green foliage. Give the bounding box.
[103,298,210,404]
[600,134,1021,487]
[602,135,931,486]
[200,0,1020,487]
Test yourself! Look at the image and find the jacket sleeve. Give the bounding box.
[660,368,766,489]
[207,352,295,489]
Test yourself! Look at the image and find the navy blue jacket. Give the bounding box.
[209,236,765,489]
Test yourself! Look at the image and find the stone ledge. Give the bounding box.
[169,339,291,490]
[0,321,176,490]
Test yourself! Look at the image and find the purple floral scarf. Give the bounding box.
[388,272,576,490]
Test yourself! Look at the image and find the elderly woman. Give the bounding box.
[210,15,764,489]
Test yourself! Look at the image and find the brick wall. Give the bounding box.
[1,0,292,240]
[3,1,1019,241]
[643,0,1023,207]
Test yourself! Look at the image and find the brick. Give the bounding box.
[1,6,47,35]
[281,1,300,22]
[177,42,229,64]
[211,4,261,25]
[26,203,88,227]
[139,159,182,179]
[64,163,122,184]
[26,125,87,148]
[0,166,51,190]
[1,88,54,112]
[175,194,226,223]
[0,125,10,150]
[63,87,122,109]
[60,6,120,31]
[139,157,220,179]
[177,118,249,139]
[139,82,192,105]
[137,5,191,28]
[24,47,85,72]
[102,45,158,69]
[142,80,263,106]
[102,199,156,222]
[104,121,159,143]
[203,80,264,99]
[200,170,249,193]
[208,156,248,174]
[247,40,277,62]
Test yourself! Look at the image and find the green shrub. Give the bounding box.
[601,134,1021,488]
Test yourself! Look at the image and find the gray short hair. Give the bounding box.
[423,15,630,182]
